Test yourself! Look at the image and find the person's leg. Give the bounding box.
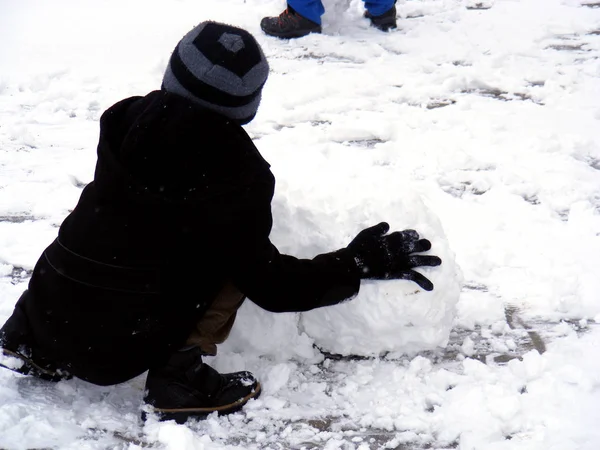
[363,0,395,17]
[143,281,260,424]
[260,1,323,39]
[185,281,245,356]
[363,0,397,31]
[0,290,71,382]
[288,0,325,25]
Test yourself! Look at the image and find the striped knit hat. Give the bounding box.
[162,22,269,124]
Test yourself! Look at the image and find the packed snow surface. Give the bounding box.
[1,0,600,449]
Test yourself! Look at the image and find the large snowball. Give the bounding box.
[298,193,462,357]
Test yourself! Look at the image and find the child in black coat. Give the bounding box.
[0,21,441,424]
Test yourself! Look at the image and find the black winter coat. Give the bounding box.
[20,91,361,385]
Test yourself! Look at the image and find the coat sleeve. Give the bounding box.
[226,186,362,313]
[230,238,362,313]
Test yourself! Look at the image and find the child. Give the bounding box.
[0,21,440,424]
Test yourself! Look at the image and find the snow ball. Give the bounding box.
[461,336,476,357]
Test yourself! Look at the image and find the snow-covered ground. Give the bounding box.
[1,0,600,448]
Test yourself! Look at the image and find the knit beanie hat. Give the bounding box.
[162,21,269,124]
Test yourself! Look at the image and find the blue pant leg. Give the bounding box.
[363,0,395,17]
[288,0,325,25]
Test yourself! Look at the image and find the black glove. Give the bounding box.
[346,222,442,291]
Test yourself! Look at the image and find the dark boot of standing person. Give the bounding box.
[365,2,397,31]
[260,5,322,39]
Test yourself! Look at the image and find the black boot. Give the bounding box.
[0,292,71,382]
[260,6,322,39]
[365,3,397,32]
[143,347,261,424]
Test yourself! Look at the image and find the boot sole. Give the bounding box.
[143,382,262,424]
[260,26,322,39]
[0,348,70,382]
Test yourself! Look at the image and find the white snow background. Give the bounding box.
[1,0,600,449]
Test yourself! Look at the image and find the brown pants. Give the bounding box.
[185,282,245,356]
